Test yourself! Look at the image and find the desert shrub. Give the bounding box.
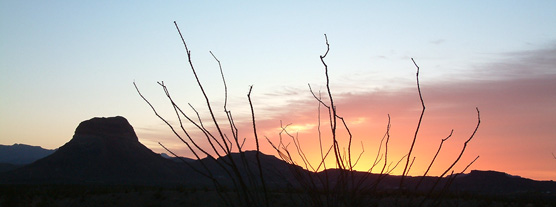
[135,21,481,207]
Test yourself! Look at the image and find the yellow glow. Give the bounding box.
[350,117,367,125]
[276,124,316,133]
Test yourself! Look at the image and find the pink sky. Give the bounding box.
[138,45,556,181]
[2,1,555,183]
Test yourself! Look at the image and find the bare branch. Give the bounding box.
[439,107,481,178]
[210,51,228,109]
[415,129,454,190]
[174,21,232,155]
[460,155,480,174]
[400,58,426,188]
[351,141,365,169]
[420,108,481,206]
[318,34,344,170]
[247,85,269,207]
[337,115,354,170]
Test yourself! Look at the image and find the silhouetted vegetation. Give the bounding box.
[135,21,270,207]
[2,184,554,207]
[132,21,486,207]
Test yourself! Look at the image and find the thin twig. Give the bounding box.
[415,129,454,190]
[419,108,481,207]
[247,85,269,207]
[400,58,426,188]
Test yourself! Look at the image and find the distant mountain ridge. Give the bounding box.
[1,116,554,198]
[450,170,556,195]
[0,144,55,165]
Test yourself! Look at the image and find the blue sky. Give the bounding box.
[1,1,556,180]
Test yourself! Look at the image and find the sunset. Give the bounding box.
[1,1,555,206]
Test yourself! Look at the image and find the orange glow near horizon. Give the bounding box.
[257,106,482,178]
[138,73,556,181]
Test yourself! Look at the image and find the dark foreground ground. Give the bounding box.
[1,185,555,207]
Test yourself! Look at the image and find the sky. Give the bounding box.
[1,1,555,181]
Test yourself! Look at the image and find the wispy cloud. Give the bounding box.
[255,44,556,179]
[142,44,556,180]
[429,39,446,45]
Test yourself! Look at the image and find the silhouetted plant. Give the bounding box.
[265,35,481,207]
[135,21,269,207]
[135,22,481,207]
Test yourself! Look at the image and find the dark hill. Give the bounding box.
[1,116,193,185]
[450,170,556,195]
[1,116,554,199]
[193,150,303,187]
[0,144,55,165]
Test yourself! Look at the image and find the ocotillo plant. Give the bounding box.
[265,35,481,207]
[135,21,269,207]
[136,21,481,207]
